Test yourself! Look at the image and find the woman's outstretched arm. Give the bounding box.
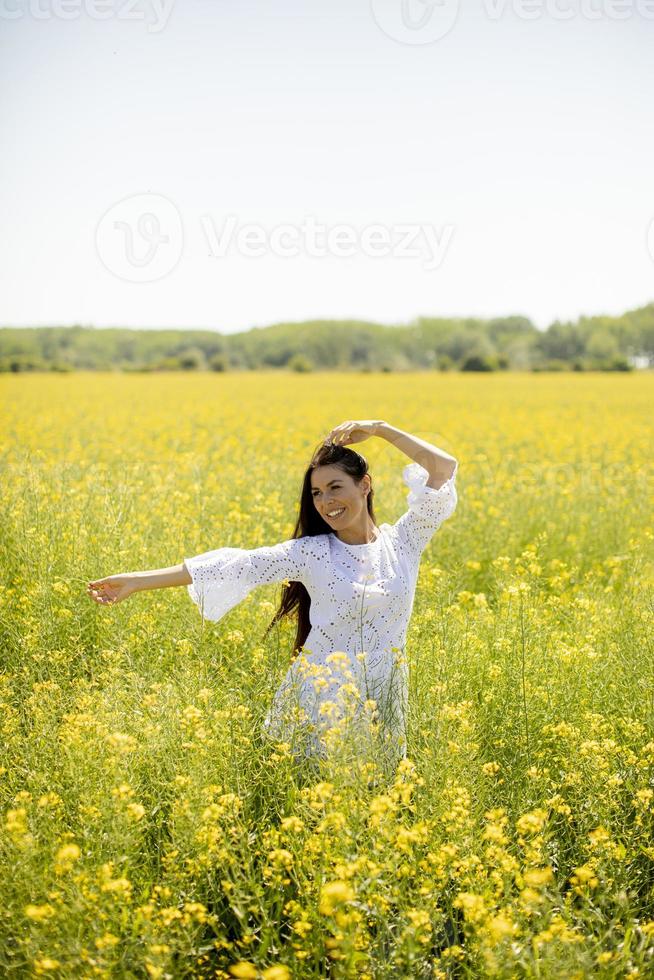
[87,562,192,605]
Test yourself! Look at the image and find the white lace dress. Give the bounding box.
[184,462,458,766]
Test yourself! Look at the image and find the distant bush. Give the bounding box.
[152,357,183,371]
[0,354,48,372]
[119,361,151,372]
[460,353,497,372]
[287,353,313,372]
[532,359,568,372]
[177,347,207,371]
[132,364,157,373]
[209,353,229,372]
[600,356,633,372]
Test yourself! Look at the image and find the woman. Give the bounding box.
[87,420,458,770]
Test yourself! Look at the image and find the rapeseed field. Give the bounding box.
[1,370,653,979]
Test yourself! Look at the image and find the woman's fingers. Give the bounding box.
[86,580,117,604]
[325,421,354,444]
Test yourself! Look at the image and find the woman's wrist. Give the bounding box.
[123,572,144,593]
[375,421,397,441]
[128,564,192,591]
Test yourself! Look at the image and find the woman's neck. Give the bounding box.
[335,521,379,545]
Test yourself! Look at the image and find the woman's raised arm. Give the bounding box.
[87,562,192,605]
[324,419,457,489]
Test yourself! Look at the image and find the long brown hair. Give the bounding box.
[262,441,377,658]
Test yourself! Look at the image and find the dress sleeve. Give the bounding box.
[183,537,311,622]
[393,461,458,557]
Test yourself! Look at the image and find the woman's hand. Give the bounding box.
[323,420,385,447]
[86,574,137,606]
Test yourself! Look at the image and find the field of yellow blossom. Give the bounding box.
[1,370,653,979]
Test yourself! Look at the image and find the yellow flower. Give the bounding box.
[267,848,293,870]
[317,811,347,834]
[25,903,56,921]
[292,919,313,938]
[280,815,304,833]
[106,732,138,753]
[325,651,350,667]
[262,968,291,980]
[570,863,599,890]
[99,868,133,898]
[635,788,653,809]
[228,963,258,979]
[111,782,134,799]
[319,880,355,915]
[318,698,339,716]
[516,808,548,836]
[485,912,516,943]
[5,807,28,835]
[453,891,486,923]
[405,908,432,943]
[33,958,61,973]
[523,867,554,888]
[126,802,146,822]
[37,792,63,809]
[53,842,81,874]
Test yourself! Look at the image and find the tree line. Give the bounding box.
[1,303,653,373]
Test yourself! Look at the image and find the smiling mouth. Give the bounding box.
[326,508,346,518]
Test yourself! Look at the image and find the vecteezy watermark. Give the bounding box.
[0,0,175,32]
[95,193,184,283]
[371,0,461,44]
[371,0,654,44]
[485,0,654,20]
[200,214,454,271]
[94,195,454,283]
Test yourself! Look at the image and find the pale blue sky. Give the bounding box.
[1,0,653,332]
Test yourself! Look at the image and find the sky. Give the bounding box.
[1,0,654,333]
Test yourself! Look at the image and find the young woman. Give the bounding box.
[87,420,459,769]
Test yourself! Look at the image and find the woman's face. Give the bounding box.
[310,465,370,527]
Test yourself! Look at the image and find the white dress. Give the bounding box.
[184,461,458,767]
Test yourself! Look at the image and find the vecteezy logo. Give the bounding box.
[371,0,460,44]
[95,193,183,283]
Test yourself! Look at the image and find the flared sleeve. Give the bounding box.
[393,461,458,557]
[183,537,312,622]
